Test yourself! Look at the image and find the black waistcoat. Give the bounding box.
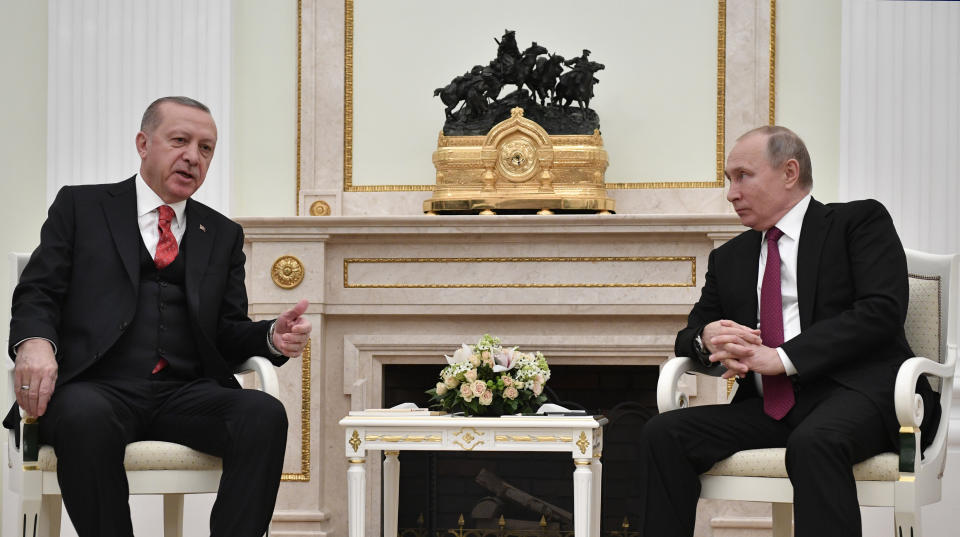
[86,232,202,381]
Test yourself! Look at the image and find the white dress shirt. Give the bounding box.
[136,174,186,253]
[754,193,811,394]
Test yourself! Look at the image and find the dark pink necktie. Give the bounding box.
[151,205,177,374]
[154,205,178,269]
[760,227,794,419]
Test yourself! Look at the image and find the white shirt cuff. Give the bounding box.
[13,337,58,356]
[266,321,282,356]
[776,347,798,376]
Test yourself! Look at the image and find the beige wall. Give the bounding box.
[0,1,48,348]
[232,0,298,217]
[776,0,842,202]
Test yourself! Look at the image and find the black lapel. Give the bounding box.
[184,199,215,320]
[796,198,832,329]
[102,176,140,290]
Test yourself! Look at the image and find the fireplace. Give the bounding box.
[383,363,660,535]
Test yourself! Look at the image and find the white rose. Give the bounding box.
[443,375,459,389]
[472,380,487,397]
[464,368,478,382]
[469,354,481,367]
[435,382,448,395]
[532,382,543,396]
[479,390,494,405]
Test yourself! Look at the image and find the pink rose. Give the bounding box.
[443,375,459,389]
[479,390,494,406]
[472,380,487,397]
[535,374,545,384]
[503,386,519,400]
[501,376,513,387]
[468,354,481,367]
[464,369,478,382]
[460,383,475,402]
[435,382,448,395]
[532,382,543,396]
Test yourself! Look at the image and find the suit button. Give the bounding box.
[94,352,101,359]
[120,321,128,330]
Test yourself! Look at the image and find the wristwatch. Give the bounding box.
[692,327,712,366]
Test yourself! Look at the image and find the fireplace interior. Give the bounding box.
[382,363,660,536]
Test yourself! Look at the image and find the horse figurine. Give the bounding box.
[527,54,565,105]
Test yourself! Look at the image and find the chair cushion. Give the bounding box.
[704,448,899,481]
[37,441,222,472]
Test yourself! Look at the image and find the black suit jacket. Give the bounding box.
[675,198,938,445]
[8,176,286,392]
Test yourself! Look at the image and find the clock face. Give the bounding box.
[497,137,538,182]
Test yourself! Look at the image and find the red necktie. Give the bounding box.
[154,205,178,269]
[760,227,794,419]
[152,205,177,374]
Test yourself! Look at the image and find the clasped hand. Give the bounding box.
[703,319,784,379]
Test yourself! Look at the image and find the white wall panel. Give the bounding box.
[840,0,960,255]
[842,2,960,535]
[47,0,232,214]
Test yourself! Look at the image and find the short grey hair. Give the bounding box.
[140,96,211,133]
[738,125,813,189]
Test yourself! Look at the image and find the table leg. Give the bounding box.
[591,456,602,537]
[573,458,593,537]
[383,451,400,537]
[347,457,366,537]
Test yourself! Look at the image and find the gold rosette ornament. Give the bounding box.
[424,108,614,214]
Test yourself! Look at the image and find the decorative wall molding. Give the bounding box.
[47,0,232,214]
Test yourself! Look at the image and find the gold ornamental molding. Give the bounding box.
[576,432,590,454]
[271,255,305,289]
[348,429,361,453]
[309,200,332,216]
[453,427,485,451]
[365,434,442,443]
[343,256,697,289]
[282,339,312,481]
[292,1,778,197]
[495,434,574,443]
[769,0,777,125]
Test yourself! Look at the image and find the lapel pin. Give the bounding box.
[199,224,206,232]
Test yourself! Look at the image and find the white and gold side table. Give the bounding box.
[338,413,607,537]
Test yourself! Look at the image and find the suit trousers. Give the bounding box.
[636,378,891,537]
[38,376,288,537]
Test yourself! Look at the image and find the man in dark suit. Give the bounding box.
[635,126,938,537]
[6,96,312,536]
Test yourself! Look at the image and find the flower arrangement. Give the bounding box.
[426,334,551,416]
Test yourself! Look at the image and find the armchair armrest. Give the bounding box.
[657,356,723,413]
[893,356,952,429]
[234,356,281,399]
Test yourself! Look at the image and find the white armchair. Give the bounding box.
[656,248,958,537]
[3,252,281,537]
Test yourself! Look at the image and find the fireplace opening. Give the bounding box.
[383,363,660,536]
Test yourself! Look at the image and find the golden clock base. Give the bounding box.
[423,108,614,215]
[423,195,616,214]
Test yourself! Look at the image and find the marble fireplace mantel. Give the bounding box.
[235,213,743,537]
